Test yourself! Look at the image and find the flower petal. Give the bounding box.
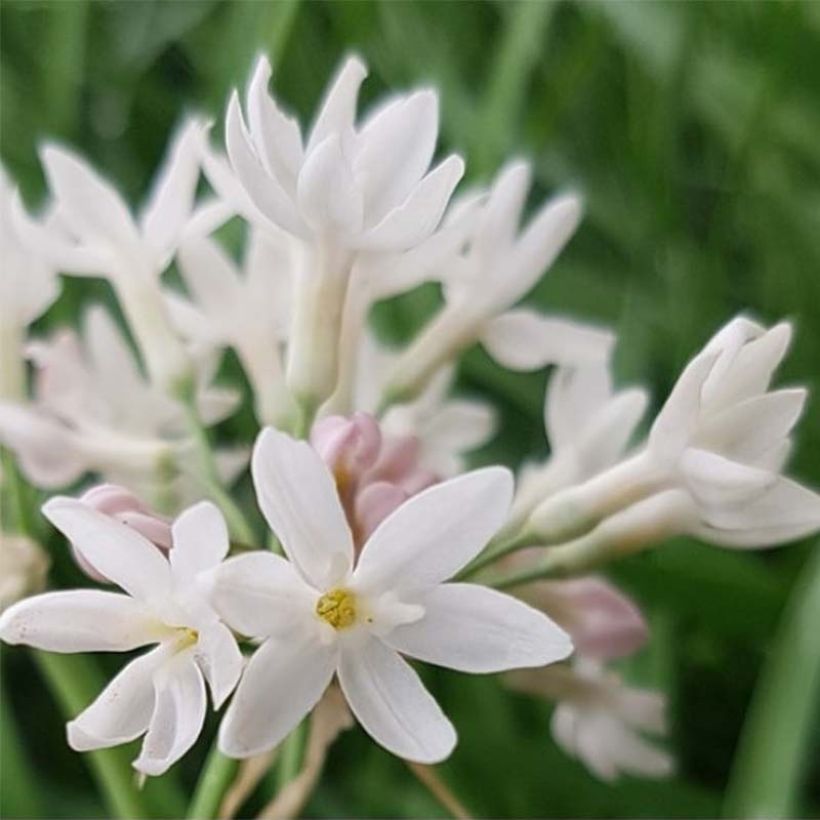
[170,501,229,587]
[307,55,367,154]
[354,467,512,595]
[177,236,243,321]
[386,583,572,673]
[481,309,614,371]
[68,644,170,751]
[219,631,336,758]
[133,649,207,776]
[297,134,363,235]
[207,551,316,639]
[194,622,243,709]
[681,448,775,507]
[337,637,455,763]
[42,497,172,602]
[0,590,162,652]
[251,427,354,588]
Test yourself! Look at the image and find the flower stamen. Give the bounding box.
[316,588,357,630]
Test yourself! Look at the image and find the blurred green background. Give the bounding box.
[2,1,819,817]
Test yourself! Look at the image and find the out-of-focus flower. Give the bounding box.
[0,306,238,493]
[207,428,571,763]
[207,54,464,408]
[519,576,648,661]
[0,500,243,776]
[0,166,60,400]
[168,230,296,428]
[12,119,229,393]
[72,484,172,583]
[0,532,50,611]
[509,658,673,782]
[529,317,820,553]
[384,162,614,403]
[506,363,647,536]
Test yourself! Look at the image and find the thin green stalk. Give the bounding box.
[276,719,308,790]
[186,745,238,820]
[33,651,148,819]
[458,530,536,580]
[180,398,255,544]
[723,542,820,819]
[0,681,43,818]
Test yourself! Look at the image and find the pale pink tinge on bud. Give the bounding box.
[523,575,648,661]
[311,413,382,481]
[74,484,172,582]
[355,481,409,541]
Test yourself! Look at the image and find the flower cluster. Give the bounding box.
[1,52,818,802]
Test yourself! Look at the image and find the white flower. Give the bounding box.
[384,161,615,403]
[0,500,243,776]
[509,658,673,782]
[530,316,820,552]
[12,119,230,392]
[0,532,50,611]
[207,54,464,407]
[0,306,239,492]
[353,331,496,477]
[167,229,296,427]
[0,166,60,400]
[208,428,571,763]
[506,363,647,535]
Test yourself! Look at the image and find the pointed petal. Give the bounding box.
[133,650,207,776]
[297,135,363,235]
[194,622,243,709]
[357,155,464,251]
[386,583,572,673]
[354,467,512,594]
[219,632,336,758]
[473,161,531,260]
[481,309,615,371]
[681,448,775,507]
[422,399,496,454]
[177,236,243,321]
[170,501,229,587]
[307,55,367,154]
[0,590,162,652]
[68,644,170,751]
[42,497,172,602]
[338,638,455,763]
[207,551,316,639]
[251,427,354,588]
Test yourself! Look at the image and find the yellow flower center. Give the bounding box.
[177,627,199,649]
[315,587,357,630]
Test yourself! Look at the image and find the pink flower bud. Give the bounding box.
[355,481,409,541]
[311,413,382,485]
[524,576,648,661]
[74,484,172,583]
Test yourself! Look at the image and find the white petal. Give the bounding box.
[177,236,243,321]
[697,476,820,548]
[40,144,139,248]
[357,155,464,251]
[219,632,336,758]
[207,551,316,638]
[696,389,806,464]
[473,161,531,260]
[42,497,172,602]
[385,583,572,673]
[354,467,512,595]
[681,448,775,507]
[481,309,615,371]
[545,364,614,451]
[247,55,303,190]
[170,501,229,587]
[251,427,353,588]
[422,399,496,455]
[225,92,305,237]
[337,637,455,763]
[0,403,88,487]
[498,193,582,307]
[354,90,438,217]
[0,590,162,652]
[194,622,243,709]
[307,55,367,154]
[68,644,170,751]
[297,135,363,235]
[139,118,204,255]
[133,649,207,776]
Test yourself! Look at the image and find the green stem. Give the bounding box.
[33,651,148,819]
[457,529,537,580]
[180,398,255,544]
[723,542,820,818]
[0,680,43,818]
[186,744,238,820]
[276,719,308,790]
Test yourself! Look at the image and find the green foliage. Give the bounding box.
[1,1,818,816]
